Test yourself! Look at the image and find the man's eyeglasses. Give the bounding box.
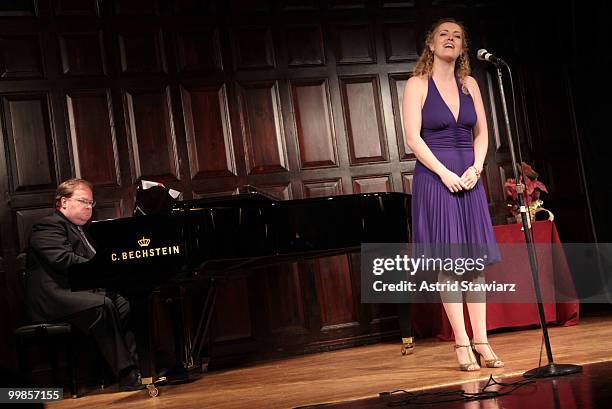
[67,197,96,207]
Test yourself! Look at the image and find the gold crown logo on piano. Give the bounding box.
[138,236,151,247]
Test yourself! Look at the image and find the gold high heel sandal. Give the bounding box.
[471,342,504,368]
[454,344,480,371]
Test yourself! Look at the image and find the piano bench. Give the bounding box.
[14,323,107,398]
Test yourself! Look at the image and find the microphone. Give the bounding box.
[477,49,506,66]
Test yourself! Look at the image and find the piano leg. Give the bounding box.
[166,285,200,381]
[127,294,162,397]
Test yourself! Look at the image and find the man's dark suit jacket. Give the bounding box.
[25,210,104,323]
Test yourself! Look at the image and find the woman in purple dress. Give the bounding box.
[402,18,503,371]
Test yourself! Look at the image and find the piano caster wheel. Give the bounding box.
[401,337,415,356]
[146,384,159,398]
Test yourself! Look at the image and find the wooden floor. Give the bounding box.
[49,314,612,409]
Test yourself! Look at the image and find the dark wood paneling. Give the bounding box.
[330,0,366,9]
[389,73,414,161]
[352,175,392,193]
[230,0,272,12]
[181,84,236,179]
[0,35,43,79]
[176,29,223,73]
[339,76,388,164]
[1,93,57,191]
[238,81,288,174]
[383,23,418,63]
[118,30,166,74]
[262,264,307,334]
[212,279,253,342]
[401,172,413,194]
[303,179,343,198]
[114,0,158,15]
[334,24,375,65]
[230,27,276,70]
[313,256,358,329]
[290,79,337,169]
[94,201,122,221]
[0,0,37,17]
[65,89,120,186]
[381,0,415,7]
[285,25,325,67]
[53,0,100,16]
[124,87,179,181]
[258,183,292,200]
[58,32,106,76]
[280,0,318,10]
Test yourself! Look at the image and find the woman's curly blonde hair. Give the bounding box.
[413,18,471,94]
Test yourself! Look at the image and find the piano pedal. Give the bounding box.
[141,375,168,398]
[146,384,159,398]
[401,337,415,356]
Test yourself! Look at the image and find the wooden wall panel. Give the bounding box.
[114,0,159,15]
[352,175,392,193]
[1,94,57,191]
[353,175,393,193]
[258,183,292,200]
[262,264,307,334]
[0,1,37,17]
[290,79,337,169]
[340,76,387,164]
[381,0,415,7]
[280,0,318,10]
[212,279,253,342]
[118,30,166,74]
[401,172,413,194]
[65,90,120,186]
[314,256,357,329]
[284,25,325,67]
[58,32,106,77]
[303,179,343,198]
[176,29,223,73]
[181,84,236,179]
[238,81,288,174]
[0,35,43,79]
[231,27,276,70]
[389,73,415,161]
[230,0,272,12]
[383,23,418,62]
[330,0,366,9]
[53,0,100,17]
[124,87,179,181]
[334,24,375,65]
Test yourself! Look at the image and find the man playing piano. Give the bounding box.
[24,178,144,391]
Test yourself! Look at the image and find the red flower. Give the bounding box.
[504,163,548,205]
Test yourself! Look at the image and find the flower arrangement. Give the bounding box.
[504,162,549,218]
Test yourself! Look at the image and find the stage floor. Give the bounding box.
[49,313,612,409]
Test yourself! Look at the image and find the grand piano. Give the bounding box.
[69,185,411,396]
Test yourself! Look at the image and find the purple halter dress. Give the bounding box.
[411,76,500,263]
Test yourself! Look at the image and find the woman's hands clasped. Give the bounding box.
[459,167,479,190]
[439,167,479,193]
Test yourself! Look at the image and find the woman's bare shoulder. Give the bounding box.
[406,75,428,95]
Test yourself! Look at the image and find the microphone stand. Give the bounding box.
[493,63,581,378]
